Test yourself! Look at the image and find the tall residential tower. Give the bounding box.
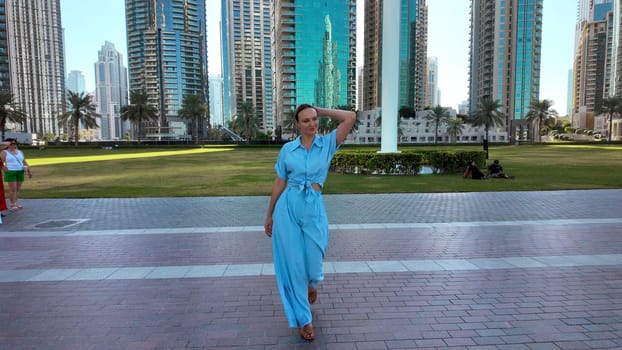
[469,0,543,141]
[125,0,209,140]
[95,41,128,140]
[5,0,65,135]
[66,70,86,94]
[362,0,428,112]
[222,0,273,131]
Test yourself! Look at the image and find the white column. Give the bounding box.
[379,0,400,153]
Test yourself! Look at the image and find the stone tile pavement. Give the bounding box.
[0,189,621,349]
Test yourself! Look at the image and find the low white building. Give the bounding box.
[344,108,508,144]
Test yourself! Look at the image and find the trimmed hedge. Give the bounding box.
[331,150,486,175]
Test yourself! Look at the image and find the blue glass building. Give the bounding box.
[362,0,428,111]
[469,0,543,141]
[273,0,356,128]
[125,0,208,139]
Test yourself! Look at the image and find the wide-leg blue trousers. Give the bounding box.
[272,186,328,328]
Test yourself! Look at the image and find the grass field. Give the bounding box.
[16,143,622,198]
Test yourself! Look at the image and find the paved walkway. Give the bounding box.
[1,189,621,349]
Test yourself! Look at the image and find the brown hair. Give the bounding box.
[293,104,314,121]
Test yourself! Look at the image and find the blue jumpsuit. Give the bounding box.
[272,130,340,328]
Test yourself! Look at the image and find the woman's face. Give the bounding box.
[296,108,318,136]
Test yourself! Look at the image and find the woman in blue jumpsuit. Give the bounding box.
[265,104,356,341]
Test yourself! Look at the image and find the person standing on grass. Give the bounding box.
[264,104,356,341]
[1,138,32,211]
[0,140,9,219]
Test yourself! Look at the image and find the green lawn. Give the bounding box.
[16,143,622,198]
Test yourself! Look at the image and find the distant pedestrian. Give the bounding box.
[264,104,356,341]
[1,138,33,211]
[0,140,9,219]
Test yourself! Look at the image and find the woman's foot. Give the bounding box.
[8,204,19,211]
[300,323,314,341]
[308,287,317,304]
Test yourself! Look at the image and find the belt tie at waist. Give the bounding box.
[288,181,320,202]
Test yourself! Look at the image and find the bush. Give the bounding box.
[331,150,486,175]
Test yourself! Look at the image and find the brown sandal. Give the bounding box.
[300,323,314,341]
[308,287,317,304]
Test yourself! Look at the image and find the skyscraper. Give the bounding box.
[469,0,543,141]
[5,0,65,135]
[571,0,616,129]
[362,0,428,112]
[66,70,86,94]
[222,0,273,131]
[573,20,608,129]
[426,56,439,108]
[0,0,9,91]
[272,0,356,127]
[209,74,224,127]
[125,0,209,140]
[95,41,128,140]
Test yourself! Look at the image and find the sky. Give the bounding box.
[61,0,576,114]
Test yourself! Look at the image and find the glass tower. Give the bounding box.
[5,0,65,135]
[362,0,428,111]
[469,0,543,140]
[95,41,129,140]
[273,0,356,126]
[66,70,86,94]
[125,0,209,139]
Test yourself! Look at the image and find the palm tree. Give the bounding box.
[317,117,332,134]
[525,99,557,142]
[471,96,505,149]
[120,91,159,140]
[425,105,450,144]
[282,108,297,137]
[230,101,260,141]
[178,94,208,144]
[0,91,27,140]
[58,90,100,146]
[598,96,622,141]
[446,118,464,143]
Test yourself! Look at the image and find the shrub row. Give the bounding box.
[330,150,486,175]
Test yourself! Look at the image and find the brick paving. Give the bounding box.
[0,189,621,349]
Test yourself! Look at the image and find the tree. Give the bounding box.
[0,91,27,141]
[230,101,260,141]
[398,105,415,119]
[446,118,464,143]
[282,108,297,137]
[598,96,622,141]
[120,91,159,140]
[526,99,558,142]
[317,117,332,134]
[178,94,208,144]
[58,90,100,146]
[471,97,505,158]
[424,105,450,144]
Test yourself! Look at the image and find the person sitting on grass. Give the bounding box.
[487,159,514,179]
[463,160,487,180]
